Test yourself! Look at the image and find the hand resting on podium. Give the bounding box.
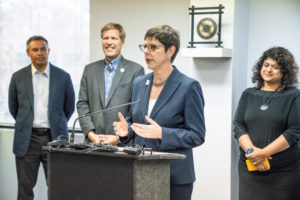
[87,130,120,146]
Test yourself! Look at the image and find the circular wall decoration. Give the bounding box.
[197,18,217,40]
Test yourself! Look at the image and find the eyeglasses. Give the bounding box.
[138,44,164,53]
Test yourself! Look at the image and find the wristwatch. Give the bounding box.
[246,148,253,155]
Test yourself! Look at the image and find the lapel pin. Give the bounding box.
[120,68,125,73]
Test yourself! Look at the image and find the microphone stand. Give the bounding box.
[70,80,150,144]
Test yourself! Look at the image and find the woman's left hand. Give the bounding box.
[245,146,271,165]
[255,161,270,171]
[131,116,162,139]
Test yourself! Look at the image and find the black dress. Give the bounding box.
[234,87,300,200]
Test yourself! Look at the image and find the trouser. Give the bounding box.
[170,183,194,200]
[15,128,51,200]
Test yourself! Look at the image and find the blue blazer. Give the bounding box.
[125,67,205,185]
[9,64,75,157]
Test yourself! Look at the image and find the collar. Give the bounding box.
[105,55,122,70]
[31,63,50,77]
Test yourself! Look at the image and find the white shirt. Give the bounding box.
[148,98,157,117]
[31,64,50,128]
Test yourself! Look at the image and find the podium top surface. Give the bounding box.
[43,146,186,161]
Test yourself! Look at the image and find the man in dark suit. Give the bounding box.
[8,35,75,200]
[77,22,144,145]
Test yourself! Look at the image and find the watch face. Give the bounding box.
[246,148,253,155]
[197,18,217,40]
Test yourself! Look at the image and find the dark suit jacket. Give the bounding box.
[124,66,205,185]
[9,64,75,157]
[77,56,144,136]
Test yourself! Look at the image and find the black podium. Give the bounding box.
[44,147,185,200]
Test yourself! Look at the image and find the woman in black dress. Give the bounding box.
[234,47,300,200]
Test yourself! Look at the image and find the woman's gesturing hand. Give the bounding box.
[131,116,162,139]
[113,112,129,137]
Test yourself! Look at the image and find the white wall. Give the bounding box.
[189,1,234,199]
[247,0,300,86]
[231,0,250,199]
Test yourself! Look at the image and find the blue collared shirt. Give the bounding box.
[104,56,121,106]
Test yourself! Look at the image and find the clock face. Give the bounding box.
[197,18,217,40]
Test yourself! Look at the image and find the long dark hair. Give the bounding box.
[252,47,299,90]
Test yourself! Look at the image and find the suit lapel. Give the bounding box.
[150,67,181,119]
[49,64,55,113]
[96,61,105,107]
[24,65,34,112]
[106,57,126,107]
[140,76,152,123]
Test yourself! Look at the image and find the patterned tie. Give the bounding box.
[105,63,113,106]
[107,63,113,73]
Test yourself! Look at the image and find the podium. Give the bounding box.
[44,147,185,200]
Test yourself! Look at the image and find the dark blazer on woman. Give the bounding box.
[124,66,206,185]
[9,64,75,157]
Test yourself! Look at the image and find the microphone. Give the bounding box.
[70,80,150,144]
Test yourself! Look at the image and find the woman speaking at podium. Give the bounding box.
[112,25,206,200]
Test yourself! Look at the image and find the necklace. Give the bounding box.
[260,104,269,110]
[260,91,277,111]
[152,79,167,86]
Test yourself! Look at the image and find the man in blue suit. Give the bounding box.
[8,35,75,200]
